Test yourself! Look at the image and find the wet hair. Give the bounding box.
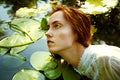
[49,5,92,47]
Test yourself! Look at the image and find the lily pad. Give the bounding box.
[0,18,44,47]
[0,47,9,55]
[44,65,62,79]
[80,0,118,14]
[12,68,45,80]
[30,51,57,71]
[10,18,44,41]
[10,45,28,54]
[0,32,32,47]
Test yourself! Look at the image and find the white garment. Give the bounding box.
[76,45,120,80]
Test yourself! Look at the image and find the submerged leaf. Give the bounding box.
[11,53,26,61]
[1,54,25,69]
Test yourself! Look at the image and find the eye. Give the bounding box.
[46,25,50,30]
[53,23,61,29]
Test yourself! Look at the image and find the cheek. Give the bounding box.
[57,30,75,45]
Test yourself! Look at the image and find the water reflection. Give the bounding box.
[0,2,13,39]
[0,3,13,21]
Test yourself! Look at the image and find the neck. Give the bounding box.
[58,44,85,67]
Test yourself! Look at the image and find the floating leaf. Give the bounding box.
[44,65,62,79]
[30,51,57,71]
[10,18,44,41]
[30,52,81,80]
[0,32,32,47]
[0,18,45,47]
[86,0,103,7]
[10,45,28,54]
[0,47,9,55]
[12,68,45,80]
[80,0,118,14]
[16,7,38,18]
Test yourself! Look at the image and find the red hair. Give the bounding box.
[50,5,92,47]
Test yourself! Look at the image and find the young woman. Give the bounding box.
[45,5,120,80]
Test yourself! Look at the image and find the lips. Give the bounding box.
[47,40,54,44]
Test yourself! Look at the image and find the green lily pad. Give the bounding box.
[0,18,44,48]
[0,47,9,55]
[10,45,28,54]
[0,32,32,47]
[10,18,44,41]
[44,65,62,79]
[81,0,118,14]
[30,51,57,71]
[86,0,103,7]
[12,68,45,80]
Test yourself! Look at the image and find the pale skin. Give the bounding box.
[45,11,85,67]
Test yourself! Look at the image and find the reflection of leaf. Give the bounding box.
[12,68,45,80]
[2,54,25,69]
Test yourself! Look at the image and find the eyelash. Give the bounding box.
[53,24,61,29]
[46,25,50,30]
[46,23,62,30]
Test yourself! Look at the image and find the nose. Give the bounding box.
[45,29,53,37]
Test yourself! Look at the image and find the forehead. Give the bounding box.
[49,11,66,24]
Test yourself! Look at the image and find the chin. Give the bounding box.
[49,49,57,54]
[48,47,62,54]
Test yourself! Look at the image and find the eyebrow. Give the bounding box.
[47,20,62,28]
[51,20,61,25]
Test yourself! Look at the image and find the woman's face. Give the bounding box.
[45,11,77,54]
